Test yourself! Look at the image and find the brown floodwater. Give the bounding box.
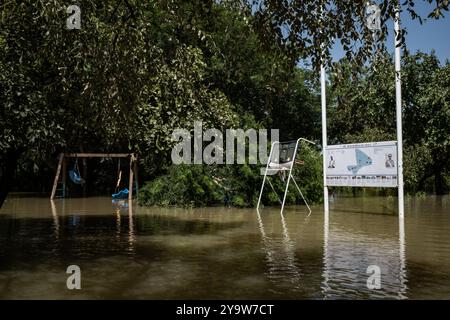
[0,195,449,299]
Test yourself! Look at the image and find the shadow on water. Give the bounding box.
[0,195,449,299]
[0,203,245,268]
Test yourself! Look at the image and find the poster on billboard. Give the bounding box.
[325,141,398,187]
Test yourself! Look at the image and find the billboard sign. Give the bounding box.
[325,141,398,187]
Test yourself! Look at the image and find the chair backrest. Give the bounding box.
[270,140,298,164]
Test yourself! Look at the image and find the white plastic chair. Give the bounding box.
[257,138,316,215]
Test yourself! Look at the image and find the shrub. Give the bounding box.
[138,144,323,208]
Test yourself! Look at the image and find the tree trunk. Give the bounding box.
[433,151,448,195]
[0,150,21,208]
[434,168,446,195]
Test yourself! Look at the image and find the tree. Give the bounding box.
[249,0,449,68]
[329,52,450,194]
[0,0,237,206]
[412,60,450,193]
[1,0,448,207]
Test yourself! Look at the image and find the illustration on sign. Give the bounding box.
[328,156,336,169]
[385,153,395,168]
[347,149,373,174]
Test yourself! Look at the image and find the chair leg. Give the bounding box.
[281,171,292,215]
[257,141,279,211]
[291,174,312,216]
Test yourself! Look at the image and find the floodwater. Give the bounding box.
[0,195,449,299]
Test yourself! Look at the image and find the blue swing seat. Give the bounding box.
[112,188,129,200]
[69,169,85,185]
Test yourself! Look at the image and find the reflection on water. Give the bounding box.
[322,198,408,299]
[256,209,304,295]
[322,217,406,299]
[0,195,449,299]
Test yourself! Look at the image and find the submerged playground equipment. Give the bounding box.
[50,153,138,200]
[257,138,316,215]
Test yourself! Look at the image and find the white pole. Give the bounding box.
[321,64,329,213]
[394,6,404,219]
[322,199,330,297]
[395,3,406,298]
[398,208,407,298]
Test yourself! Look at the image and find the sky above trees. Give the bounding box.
[330,1,450,62]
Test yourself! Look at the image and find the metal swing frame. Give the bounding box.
[50,153,138,200]
[257,138,316,215]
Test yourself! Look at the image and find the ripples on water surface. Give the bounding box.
[0,195,449,299]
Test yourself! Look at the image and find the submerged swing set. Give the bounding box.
[50,153,138,200]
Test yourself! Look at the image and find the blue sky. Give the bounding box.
[331,2,450,63]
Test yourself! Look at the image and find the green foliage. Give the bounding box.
[138,144,323,208]
[330,52,450,194]
[132,44,237,157]
[138,165,222,207]
[403,144,433,192]
[415,191,427,199]
[250,0,449,69]
[1,0,448,207]
[0,0,239,198]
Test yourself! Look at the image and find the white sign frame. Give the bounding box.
[325,141,398,188]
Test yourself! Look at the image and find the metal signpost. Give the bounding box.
[321,4,404,217]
